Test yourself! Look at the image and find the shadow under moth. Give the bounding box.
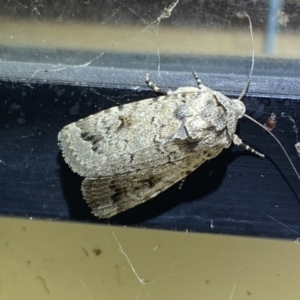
[58,15,300,218]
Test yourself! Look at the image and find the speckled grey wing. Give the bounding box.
[81,153,204,218]
[58,86,232,217]
[58,87,229,179]
[58,90,200,178]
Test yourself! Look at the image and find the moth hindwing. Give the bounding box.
[58,73,258,218]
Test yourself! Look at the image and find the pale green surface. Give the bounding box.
[0,217,300,299]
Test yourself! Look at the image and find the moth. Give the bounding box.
[58,72,260,217]
[58,15,300,218]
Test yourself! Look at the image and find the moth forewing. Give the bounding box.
[81,151,207,218]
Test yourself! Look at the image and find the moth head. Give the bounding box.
[232,99,246,119]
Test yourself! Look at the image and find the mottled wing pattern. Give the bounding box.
[81,151,208,218]
[58,94,185,178]
[58,84,236,217]
[58,86,230,178]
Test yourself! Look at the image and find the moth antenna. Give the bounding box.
[244,113,300,182]
[237,13,254,101]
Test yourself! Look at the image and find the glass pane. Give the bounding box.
[0,0,299,76]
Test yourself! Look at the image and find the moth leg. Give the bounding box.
[145,73,168,95]
[178,177,187,190]
[193,71,204,90]
[233,134,265,158]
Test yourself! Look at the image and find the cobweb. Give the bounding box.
[0,0,264,92]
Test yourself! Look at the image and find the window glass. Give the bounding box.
[0,0,298,77]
